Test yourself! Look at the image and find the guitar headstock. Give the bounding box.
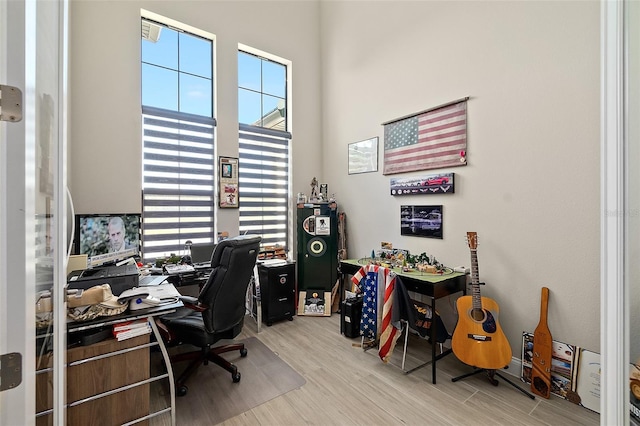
[466,232,478,249]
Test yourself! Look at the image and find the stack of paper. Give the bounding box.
[113,319,151,341]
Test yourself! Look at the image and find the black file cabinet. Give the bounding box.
[257,262,296,326]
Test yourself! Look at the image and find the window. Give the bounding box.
[141,17,215,260]
[238,50,290,248]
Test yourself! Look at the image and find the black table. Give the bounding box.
[339,259,467,384]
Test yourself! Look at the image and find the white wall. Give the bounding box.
[68,0,322,235]
[319,1,601,352]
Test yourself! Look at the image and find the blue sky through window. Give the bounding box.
[142,21,212,117]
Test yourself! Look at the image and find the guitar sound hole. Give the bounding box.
[471,308,485,322]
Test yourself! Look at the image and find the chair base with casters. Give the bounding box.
[157,301,247,397]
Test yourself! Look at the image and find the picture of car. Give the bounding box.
[423,176,450,186]
[421,211,442,230]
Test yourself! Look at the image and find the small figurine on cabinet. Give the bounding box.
[310,177,318,200]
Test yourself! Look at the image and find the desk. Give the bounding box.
[339,259,467,384]
[36,290,182,425]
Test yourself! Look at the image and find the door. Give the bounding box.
[0,0,67,424]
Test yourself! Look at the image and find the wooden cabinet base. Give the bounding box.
[36,335,151,426]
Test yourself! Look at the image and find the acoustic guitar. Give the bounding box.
[451,232,512,370]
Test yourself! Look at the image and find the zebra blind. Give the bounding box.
[239,123,291,248]
[142,106,216,260]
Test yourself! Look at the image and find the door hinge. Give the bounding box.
[0,85,23,122]
[0,352,23,392]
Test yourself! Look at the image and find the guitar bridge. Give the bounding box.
[467,334,492,341]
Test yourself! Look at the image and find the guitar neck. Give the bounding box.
[470,248,482,311]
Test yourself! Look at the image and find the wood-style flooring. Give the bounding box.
[165,313,599,425]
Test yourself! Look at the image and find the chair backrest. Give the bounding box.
[198,234,261,333]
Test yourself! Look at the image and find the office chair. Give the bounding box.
[157,234,261,396]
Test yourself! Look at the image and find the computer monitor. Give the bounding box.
[190,242,217,265]
[74,213,141,268]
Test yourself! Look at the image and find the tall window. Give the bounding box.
[141,18,215,260]
[238,50,291,248]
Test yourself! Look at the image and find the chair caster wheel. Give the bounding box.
[232,372,241,383]
[288,316,293,321]
[267,321,273,326]
[240,348,248,357]
[177,385,188,397]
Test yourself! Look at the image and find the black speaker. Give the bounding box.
[297,202,338,292]
[257,262,296,326]
[341,295,363,338]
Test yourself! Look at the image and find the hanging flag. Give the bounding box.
[383,100,467,175]
[378,270,402,363]
[350,264,400,360]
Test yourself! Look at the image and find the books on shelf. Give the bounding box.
[113,319,151,341]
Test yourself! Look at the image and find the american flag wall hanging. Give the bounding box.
[382,97,468,175]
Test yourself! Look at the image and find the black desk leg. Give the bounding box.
[431,297,437,384]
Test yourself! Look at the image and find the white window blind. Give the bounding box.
[142,106,216,260]
[239,123,291,248]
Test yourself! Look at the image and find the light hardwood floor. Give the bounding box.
[178,313,599,426]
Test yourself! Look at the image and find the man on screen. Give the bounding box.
[107,217,133,253]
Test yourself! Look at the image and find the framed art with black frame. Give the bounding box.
[400,205,443,239]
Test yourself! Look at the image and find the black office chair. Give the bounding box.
[157,234,261,396]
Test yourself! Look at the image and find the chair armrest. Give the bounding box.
[179,295,209,312]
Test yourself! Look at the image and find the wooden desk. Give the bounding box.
[339,259,467,384]
[36,296,182,425]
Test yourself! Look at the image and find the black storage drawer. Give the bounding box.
[257,262,296,326]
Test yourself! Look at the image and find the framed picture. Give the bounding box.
[219,156,239,208]
[348,137,378,174]
[297,290,331,316]
[382,98,468,175]
[400,205,443,239]
[390,172,455,195]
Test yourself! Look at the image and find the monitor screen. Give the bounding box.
[74,213,141,268]
[190,242,217,265]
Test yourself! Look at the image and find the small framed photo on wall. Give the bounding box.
[219,156,239,208]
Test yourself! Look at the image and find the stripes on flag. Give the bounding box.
[383,100,467,175]
[351,264,401,361]
[378,269,401,363]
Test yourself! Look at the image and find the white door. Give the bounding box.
[0,1,67,424]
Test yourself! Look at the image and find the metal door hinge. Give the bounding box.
[0,85,23,122]
[0,352,23,391]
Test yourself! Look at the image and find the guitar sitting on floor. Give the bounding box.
[451,232,512,370]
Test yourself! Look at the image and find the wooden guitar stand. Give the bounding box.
[451,367,535,400]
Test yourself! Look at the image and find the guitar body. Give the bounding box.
[452,295,512,370]
[451,232,513,371]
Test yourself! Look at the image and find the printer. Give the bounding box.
[67,264,139,296]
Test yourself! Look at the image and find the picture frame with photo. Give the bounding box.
[219,156,239,208]
[297,290,331,316]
